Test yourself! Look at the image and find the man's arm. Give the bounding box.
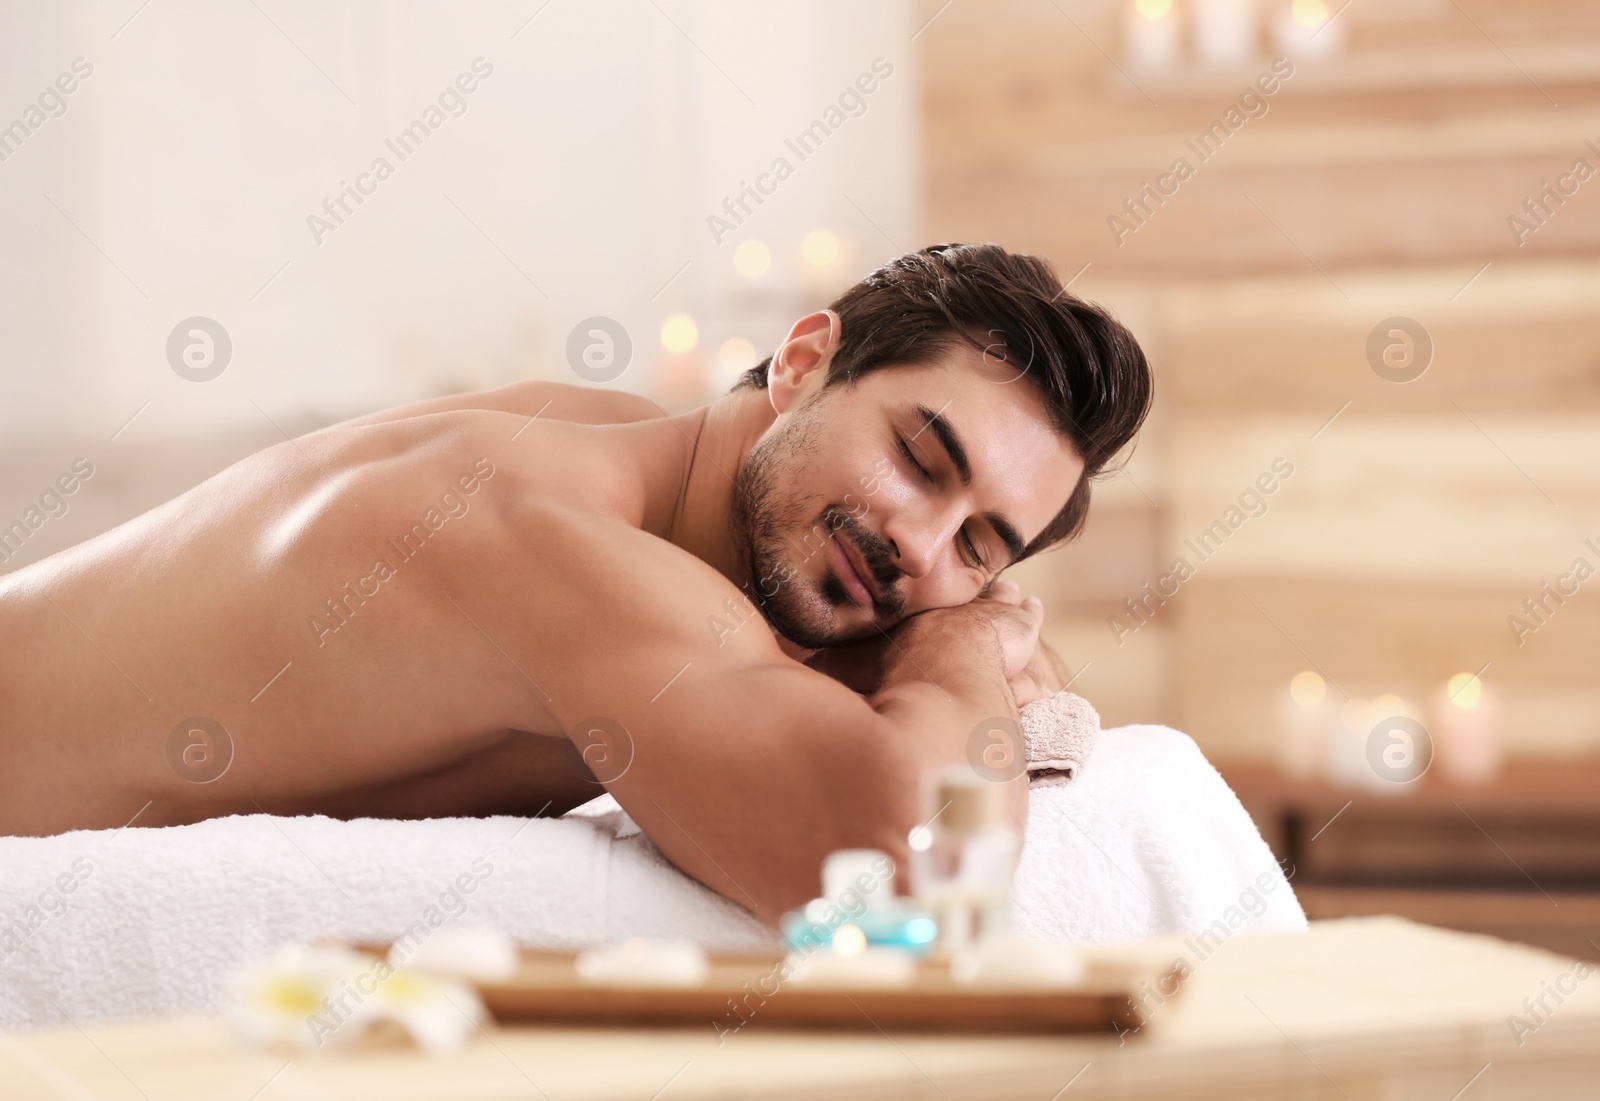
[466,499,1040,921]
[806,577,1068,706]
[338,379,665,429]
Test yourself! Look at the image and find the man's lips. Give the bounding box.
[831,530,880,606]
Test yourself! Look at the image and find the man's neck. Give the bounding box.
[657,385,773,589]
[646,387,812,662]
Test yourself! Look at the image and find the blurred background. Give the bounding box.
[3,0,1598,954]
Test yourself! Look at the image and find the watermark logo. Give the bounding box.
[307,460,495,647]
[1109,456,1293,645]
[565,316,631,384]
[0,856,94,963]
[0,57,93,165]
[571,716,633,784]
[706,58,894,245]
[167,317,232,382]
[0,458,94,566]
[1365,316,1431,384]
[714,851,895,1043]
[1365,716,1432,783]
[1108,57,1294,246]
[1508,957,1596,1046]
[1507,142,1599,247]
[167,716,234,783]
[305,58,494,245]
[966,716,1025,782]
[1507,539,1600,647]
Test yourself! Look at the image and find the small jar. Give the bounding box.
[910,770,1019,957]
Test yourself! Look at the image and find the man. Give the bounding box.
[0,243,1151,920]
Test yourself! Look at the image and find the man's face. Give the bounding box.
[730,343,1084,648]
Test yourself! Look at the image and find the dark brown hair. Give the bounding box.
[736,242,1153,558]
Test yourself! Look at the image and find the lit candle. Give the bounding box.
[1326,695,1370,789]
[1271,0,1346,61]
[1277,670,1330,778]
[1365,694,1428,789]
[1193,0,1258,68]
[1434,673,1501,784]
[1124,0,1181,70]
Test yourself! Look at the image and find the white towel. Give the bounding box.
[0,811,771,1032]
[0,720,1301,1031]
[1013,723,1306,945]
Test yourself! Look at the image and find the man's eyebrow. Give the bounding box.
[911,403,970,485]
[909,403,1027,567]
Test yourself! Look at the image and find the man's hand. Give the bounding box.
[883,585,1059,711]
[979,579,1070,708]
[803,581,1070,708]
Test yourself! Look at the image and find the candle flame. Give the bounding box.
[1448,672,1484,710]
[1290,670,1325,707]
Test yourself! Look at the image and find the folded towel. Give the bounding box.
[0,811,772,1032]
[1022,689,1099,781]
[0,717,1302,1031]
[1013,724,1306,945]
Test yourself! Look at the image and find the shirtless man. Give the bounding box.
[0,243,1151,920]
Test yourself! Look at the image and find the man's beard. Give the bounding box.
[729,395,906,648]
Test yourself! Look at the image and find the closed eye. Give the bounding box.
[961,528,984,569]
[902,436,986,568]
[898,437,932,483]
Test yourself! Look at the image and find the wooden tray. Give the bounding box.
[472,950,1183,1033]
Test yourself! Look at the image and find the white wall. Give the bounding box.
[0,0,921,568]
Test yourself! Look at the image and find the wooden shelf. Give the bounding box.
[1222,761,1600,820]
[1111,44,1600,99]
[1219,762,1600,956]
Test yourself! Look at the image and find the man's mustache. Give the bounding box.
[823,505,904,616]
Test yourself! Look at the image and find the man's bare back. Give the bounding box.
[0,245,1151,918]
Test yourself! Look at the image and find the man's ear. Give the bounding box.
[767,309,841,415]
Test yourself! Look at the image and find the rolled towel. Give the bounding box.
[1022,690,1100,782]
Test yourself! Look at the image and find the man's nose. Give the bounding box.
[881,505,962,580]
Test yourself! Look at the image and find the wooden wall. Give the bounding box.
[923,0,1600,761]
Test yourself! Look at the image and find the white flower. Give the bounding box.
[369,969,486,1055]
[227,941,488,1055]
[226,944,381,1051]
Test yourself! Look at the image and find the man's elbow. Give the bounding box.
[829,720,1029,902]
[810,724,929,902]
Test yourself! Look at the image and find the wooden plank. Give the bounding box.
[1164,578,1600,760]
[1160,414,1600,582]
[1149,265,1600,414]
[929,159,1600,276]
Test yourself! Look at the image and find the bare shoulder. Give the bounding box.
[336,378,665,430]
[306,407,639,515]
[329,409,783,669]
[512,379,665,424]
[480,489,773,664]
